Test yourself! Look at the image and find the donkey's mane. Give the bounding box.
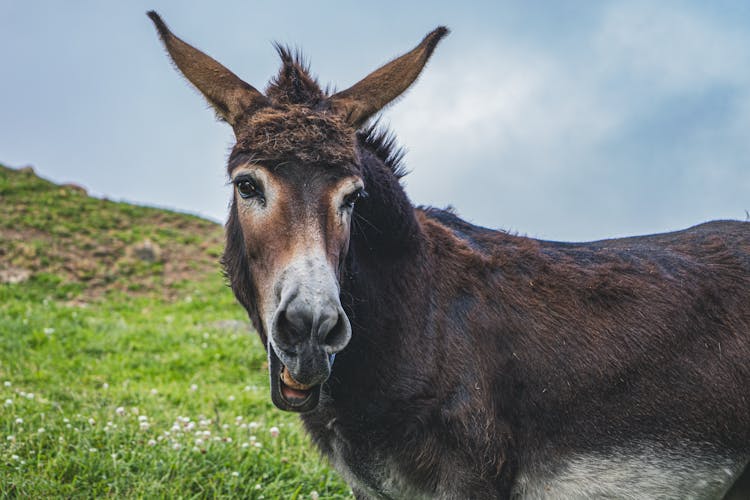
[358,124,408,179]
[266,45,325,106]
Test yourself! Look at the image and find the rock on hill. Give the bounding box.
[0,164,225,300]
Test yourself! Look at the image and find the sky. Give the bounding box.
[2,1,749,241]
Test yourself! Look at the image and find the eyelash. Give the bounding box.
[343,189,368,210]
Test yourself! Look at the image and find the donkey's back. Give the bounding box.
[428,213,750,499]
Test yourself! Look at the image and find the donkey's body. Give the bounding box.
[308,182,750,498]
[149,12,750,498]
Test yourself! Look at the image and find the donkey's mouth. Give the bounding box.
[281,365,314,394]
[268,347,321,413]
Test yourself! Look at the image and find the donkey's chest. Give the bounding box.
[315,417,464,500]
[327,437,431,499]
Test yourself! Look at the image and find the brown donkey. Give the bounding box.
[148,12,750,499]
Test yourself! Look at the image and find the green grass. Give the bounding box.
[0,165,351,498]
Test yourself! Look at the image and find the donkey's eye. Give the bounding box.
[235,178,262,200]
[343,189,367,210]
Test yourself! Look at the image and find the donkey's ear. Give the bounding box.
[330,27,449,128]
[147,11,269,127]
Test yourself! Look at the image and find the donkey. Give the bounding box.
[148,12,750,499]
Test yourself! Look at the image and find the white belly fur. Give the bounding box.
[512,442,747,499]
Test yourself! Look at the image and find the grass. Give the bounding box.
[0,165,352,498]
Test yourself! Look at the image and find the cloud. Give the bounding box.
[594,2,750,92]
[383,2,750,241]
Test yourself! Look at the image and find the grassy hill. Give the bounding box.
[0,165,350,498]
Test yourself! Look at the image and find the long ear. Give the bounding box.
[331,27,449,128]
[147,11,268,127]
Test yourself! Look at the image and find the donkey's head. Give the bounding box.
[148,11,447,412]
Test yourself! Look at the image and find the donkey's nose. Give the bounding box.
[273,297,351,354]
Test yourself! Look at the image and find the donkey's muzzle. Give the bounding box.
[268,284,352,412]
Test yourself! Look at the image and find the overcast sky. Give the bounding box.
[2,1,749,241]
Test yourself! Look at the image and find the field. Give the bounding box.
[0,165,351,498]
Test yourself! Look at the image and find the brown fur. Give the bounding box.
[234,106,357,167]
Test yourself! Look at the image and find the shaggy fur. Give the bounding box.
[148,12,750,498]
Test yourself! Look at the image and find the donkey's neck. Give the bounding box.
[332,153,437,410]
[351,147,422,256]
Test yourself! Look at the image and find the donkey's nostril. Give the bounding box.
[274,302,308,349]
[322,313,350,353]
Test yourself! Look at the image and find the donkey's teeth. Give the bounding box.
[280,366,313,391]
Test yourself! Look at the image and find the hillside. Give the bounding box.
[0,164,350,498]
[0,164,224,301]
